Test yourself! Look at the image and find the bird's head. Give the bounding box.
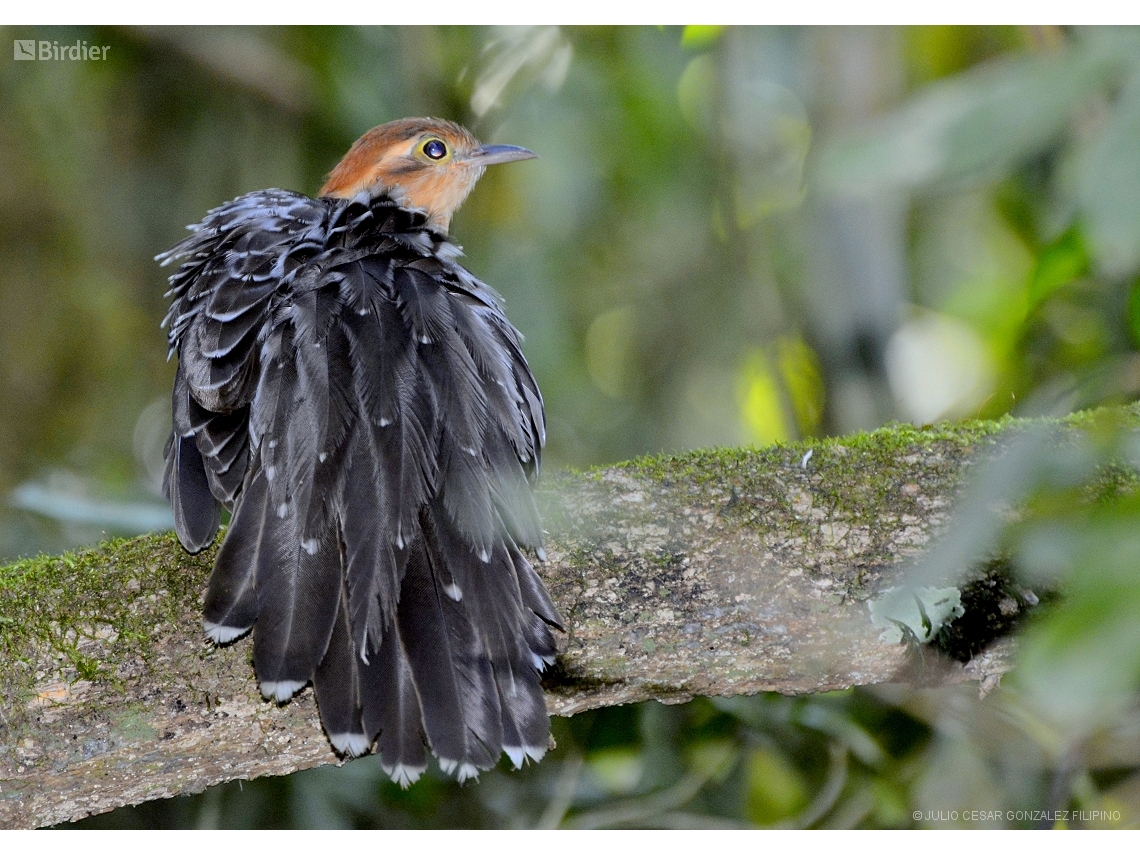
[319,117,536,233]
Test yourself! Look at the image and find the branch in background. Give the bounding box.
[1,415,1063,828]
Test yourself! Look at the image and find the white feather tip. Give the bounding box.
[329,732,372,757]
[203,621,250,644]
[530,651,556,671]
[383,763,426,789]
[260,680,305,703]
[504,745,526,769]
[456,763,480,783]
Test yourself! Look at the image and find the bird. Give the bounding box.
[158,117,562,787]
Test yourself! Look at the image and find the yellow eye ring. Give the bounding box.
[420,138,449,161]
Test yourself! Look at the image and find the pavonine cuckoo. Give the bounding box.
[159,118,562,787]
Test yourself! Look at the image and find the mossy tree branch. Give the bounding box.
[0,415,1068,828]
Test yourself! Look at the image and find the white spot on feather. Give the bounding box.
[444,583,463,601]
[277,502,289,518]
[301,538,320,555]
[318,451,327,463]
[260,680,305,702]
[204,621,250,644]
[479,548,491,563]
[383,763,425,789]
[378,417,392,427]
[329,732,371,757]
[530,651,556,671]
[265,465,276,481]
[419,335,432,344]
[456,763,480,783]
[504,746,525,769]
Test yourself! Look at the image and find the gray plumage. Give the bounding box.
[160,187,561,785]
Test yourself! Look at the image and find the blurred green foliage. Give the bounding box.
[1,24,1140,828]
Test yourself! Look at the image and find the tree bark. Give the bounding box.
[0,417,1029,828]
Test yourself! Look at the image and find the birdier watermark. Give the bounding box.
[13,39,110,61]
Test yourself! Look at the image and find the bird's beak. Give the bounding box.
[467,144,538,166]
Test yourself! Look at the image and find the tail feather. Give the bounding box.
[369,619,428,786]
[253,502,341,700]
[335,301,425,653]
[165,373,222,552]
[313,579,370,757]
[202,465,268,641]
[341,437,407,657]
[250,306,341,699]
[484,429,544,551]
[202,298,343,693]
[512,548,564,632]
[396,524,501,779]
[164,431,221,553]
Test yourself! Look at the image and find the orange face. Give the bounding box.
[319,118,536,233]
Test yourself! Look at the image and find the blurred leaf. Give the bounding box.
[1028,227,1089,311]
[1128,281,1140,350]
[9,475,173,532]
[885,309,996,424]
[818,41,1119,197]
[586,747,644,796]
[681,26,725,51]
[677,53,718,132]
[868,778,911,828]
[777,335,825,436]
[470,26,571,118]
[743,747,808,825]
[737,348,789,445]
[1069,67,1140,278]
[584,305,638,399]
[913,733,1009,825]
[795,701,886,768]
[905,26,1030,86]
[724,79,810,223]
[685,739,737,782]
[1014,509,1140,731]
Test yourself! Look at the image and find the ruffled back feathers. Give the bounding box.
[161,189,560,785]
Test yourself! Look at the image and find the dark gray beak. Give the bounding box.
[468,144,538,166]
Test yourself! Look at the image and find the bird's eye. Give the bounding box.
[422,139,448,160]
